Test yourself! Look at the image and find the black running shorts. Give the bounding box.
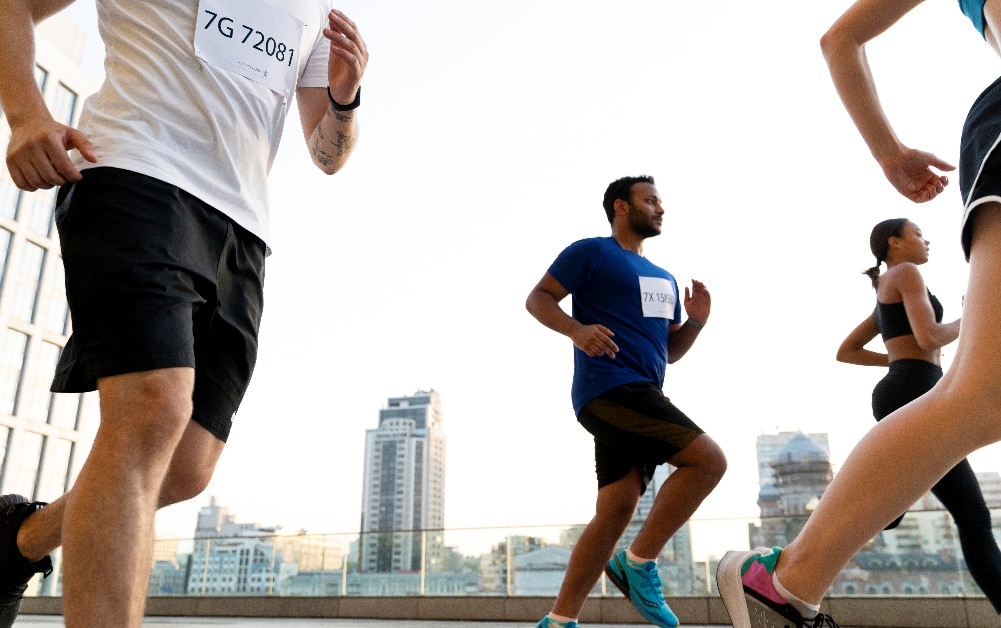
[50,167,265,442]
[577,381,704,493]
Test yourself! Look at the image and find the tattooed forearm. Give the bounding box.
[309,107,357,172]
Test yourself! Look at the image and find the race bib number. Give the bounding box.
[638,276,676,319]
[194,0,306,98]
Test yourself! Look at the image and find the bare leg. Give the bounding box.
[551,468,643,618]
[630,434,726,558]
[16,420,225,563]
[61,368,194,628]
[776,204,1001,604]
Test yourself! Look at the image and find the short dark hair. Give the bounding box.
[602,175,655,224]
[863,218,909,289]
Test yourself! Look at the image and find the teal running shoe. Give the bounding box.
[604,550,679,627]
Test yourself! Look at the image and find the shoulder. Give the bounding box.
[881,262,926,297]
[884,262,920,286]
[559,237,608,256]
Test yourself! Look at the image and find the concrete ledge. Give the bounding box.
[20,595,1001,626]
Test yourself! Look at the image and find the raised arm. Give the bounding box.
[297,8,367,174]
[1,0,97,191]
[836,313,887,366]
[526,273,620,359]
[667,279,710,364]
[820,0,954,203]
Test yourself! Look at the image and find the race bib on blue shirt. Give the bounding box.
[638,276,676,319]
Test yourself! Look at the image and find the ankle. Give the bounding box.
[772,571,820,619]
[626,548,655,565]
[547,612,577,626]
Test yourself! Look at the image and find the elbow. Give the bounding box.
[819,22,854,65]
[525,293,540,317]
[313,159,343,176]
[913,333,938,352]
[835,349,850,364]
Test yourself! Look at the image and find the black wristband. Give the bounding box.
[327,86,361,112]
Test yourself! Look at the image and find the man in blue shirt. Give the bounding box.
[526,175,726,628]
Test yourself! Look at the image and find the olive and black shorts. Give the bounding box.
[577,381,704,494]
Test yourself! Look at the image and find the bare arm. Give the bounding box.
[1,0,97,191]
[836,313,888,366]
[820,0,954,203]
[298,8,367,174]
[525,273,620,359]
[667,279,710,364]
[893,264,961,351]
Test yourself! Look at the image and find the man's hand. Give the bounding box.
[324,9,368,106]
[570,324,618,359]
[684,279,710,324]
[879,147,955,204]
[6,115,96,191]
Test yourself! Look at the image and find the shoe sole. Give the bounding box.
[603,561,631,600]
[717,550,758,628]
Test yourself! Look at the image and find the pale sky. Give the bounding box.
[57,0,1001,560]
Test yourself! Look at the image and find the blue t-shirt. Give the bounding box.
[959,0,986,37]
[547,237,682,414]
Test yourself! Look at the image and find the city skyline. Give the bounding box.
[20,0,1001,566]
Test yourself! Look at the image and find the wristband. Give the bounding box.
[328,86,361,112]
[687,318,706,329]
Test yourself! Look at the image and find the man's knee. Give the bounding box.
[160,466,213,507]
[672,435,727,484]
[98,368,195,449]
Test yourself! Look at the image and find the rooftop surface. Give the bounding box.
[18,618,690,627]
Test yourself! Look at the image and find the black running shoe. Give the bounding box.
[0,495,52,628]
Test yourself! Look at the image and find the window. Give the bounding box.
[0,228,12,281]
[5,431,43,499]
[51,83,78,126]
[0,426,10,487]
[18,340,61,423]
[36,437,73,501]
[34,65,48,92]
[0,177,21,221]
[22,187,58,237]
[0,329,29,415]
[7,242,44,322]
[35,257,69,334]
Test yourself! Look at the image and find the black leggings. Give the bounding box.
[872,359,1001,611]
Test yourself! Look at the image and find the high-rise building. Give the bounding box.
[359,390,446,573]
[0,13,98,512]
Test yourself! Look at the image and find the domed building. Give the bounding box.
[750,432,833,548]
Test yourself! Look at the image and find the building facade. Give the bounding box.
[0,14,99,596]
[751,432,833,549]
[359,390,446,573]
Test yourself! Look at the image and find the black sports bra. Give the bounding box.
[874,290,944,342]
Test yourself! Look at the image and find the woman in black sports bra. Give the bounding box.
[717,0,1001,625]
[834,218,1001,611]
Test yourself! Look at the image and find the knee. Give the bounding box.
[601,499,639,528]
[676,437,727,485]
[160,466,212,507]
[99,370,194,451]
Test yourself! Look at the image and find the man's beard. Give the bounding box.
[628,206,660,238]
